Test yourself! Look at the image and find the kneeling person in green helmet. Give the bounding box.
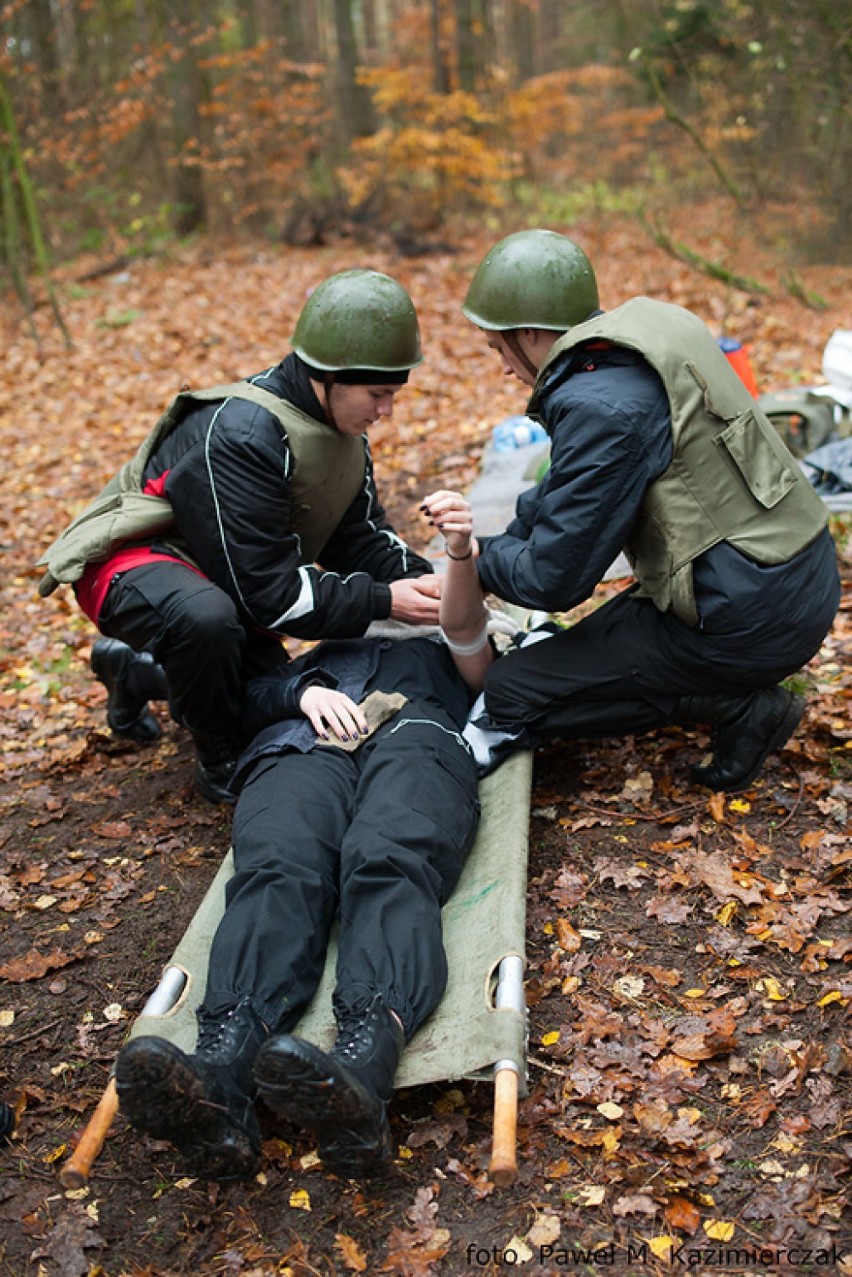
[38,270,441,803]
[461,229,840,791]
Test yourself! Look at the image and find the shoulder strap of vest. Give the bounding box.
[535,300,665,384]
[186,381,319,436]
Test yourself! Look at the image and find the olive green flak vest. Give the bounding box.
[533,298,829,627]
[37,381,365,597]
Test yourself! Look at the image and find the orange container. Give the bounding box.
[718,336,759,397]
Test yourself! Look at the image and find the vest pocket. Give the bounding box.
[717,411,797,509]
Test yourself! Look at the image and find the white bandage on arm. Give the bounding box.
[440,622,490,657]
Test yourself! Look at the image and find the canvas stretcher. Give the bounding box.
[60,746,531,1188]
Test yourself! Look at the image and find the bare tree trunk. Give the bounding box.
[279,0,308,60]
[430,0,452,93]
[456,0,479,91]
[539,0,563,73]
[511,0,536,84]
[27,0,63,115]
[332,0,376,140]
[363,0,379,56]
[0,72,70,345]
[481,0,499,71]
[236,0,259,48]
[150,3,207,234]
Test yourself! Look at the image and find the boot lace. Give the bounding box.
[195,1000,261,1060]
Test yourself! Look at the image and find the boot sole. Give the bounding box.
[115,1037,259,1180]
[254,1037,392,1178]
[692,693,805,792]
[106,708,163,744]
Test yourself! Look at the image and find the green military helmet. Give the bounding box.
[462,229,599,332]
[292,269,423,372]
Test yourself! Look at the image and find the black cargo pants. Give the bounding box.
[483,584,835,740]
[201,702,481,1039]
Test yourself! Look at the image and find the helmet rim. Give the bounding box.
[291,268,423,372]
[462,229,599,332]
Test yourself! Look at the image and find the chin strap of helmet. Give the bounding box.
[503,330,539,381]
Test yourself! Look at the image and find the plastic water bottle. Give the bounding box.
[491,416,549,452]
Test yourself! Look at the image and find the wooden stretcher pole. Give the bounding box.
[488,953,525,1187]
[59,965,189,1188]
[489,1065,519,1186]
[60,1077,118,1189]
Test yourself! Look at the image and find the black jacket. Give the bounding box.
[477,345,672,613]
[142,356,432,639]
[476,343,839,647]
[237,636,474,781]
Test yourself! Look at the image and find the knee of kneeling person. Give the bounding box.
[482,670,530,728]
[178,587,243,646]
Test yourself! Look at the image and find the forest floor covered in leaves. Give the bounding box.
[0,203,850,1276]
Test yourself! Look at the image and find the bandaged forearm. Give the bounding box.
[440,622,490,656]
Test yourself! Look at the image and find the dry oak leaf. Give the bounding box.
[525,1212,562,1247]
[687,850,766,905]
[0,947,78,983]
[645,896,694,924]
[556,1124,622,1155]
[670,1009,738,1061]
[664,1195,702,1234]
[612,1193,658,1217]
[633,1097,673,1136]
[556,918,582,952]
[0,875,19,909]
[596,856,649,889]
[444,1157,494,1199]
[91,819,132,839]
[406,1114,467,1149]
[708,793,726,823]
[739,1088,777,1128]
[29,1204,104,1277]
[335,1233,368,1273]
[406,1184,440,1232]
[641,964,683,988]
[379,1225,451,1276]
[548,867,589,907]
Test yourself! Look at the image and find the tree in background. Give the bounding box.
[333,0,377,141]
[610,0,851,253]
[0,0,848,279]
[0,66,68,344]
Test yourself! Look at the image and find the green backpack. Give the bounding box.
[757,389,837,459]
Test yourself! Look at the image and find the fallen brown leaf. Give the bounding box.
[0,946,78,982]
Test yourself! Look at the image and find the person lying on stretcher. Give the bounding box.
[114,491,498,1181]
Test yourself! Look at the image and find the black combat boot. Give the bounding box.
[254,996,404,1178]
[114,999,267,1180]
[191,732,243,804]
[673,686,805,791]
[0,1100,14,1145]
[91,638,167,743]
